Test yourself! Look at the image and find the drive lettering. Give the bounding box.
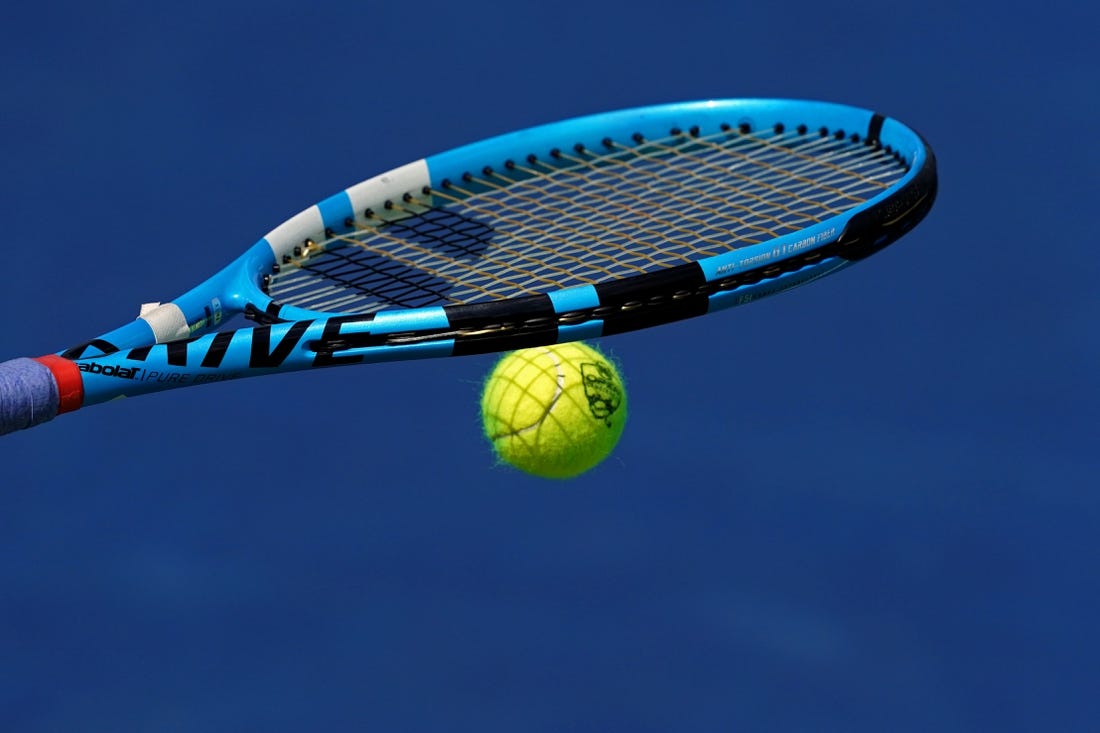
[312,317,366,367]
[249,320,312,368]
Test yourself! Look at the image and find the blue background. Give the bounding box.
[1,1,1097,731]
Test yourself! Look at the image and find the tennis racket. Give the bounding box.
[0,99,936,436]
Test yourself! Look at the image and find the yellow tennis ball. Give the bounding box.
[481,342,627,479]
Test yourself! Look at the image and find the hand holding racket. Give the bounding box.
[0,99,936,435]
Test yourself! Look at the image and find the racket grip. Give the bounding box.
[0,356,81,435]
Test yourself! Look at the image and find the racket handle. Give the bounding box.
[0,356,83,435]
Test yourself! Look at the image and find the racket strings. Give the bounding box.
[630,130,893,220]
[700,131,893,203]
[613,138,845,224]
[431,184,657,276]
[281,208,552,307]
[439,178,693,275]
[267,124,907,312]
[516,151,779,247]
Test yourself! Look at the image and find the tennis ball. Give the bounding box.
[481,342,627,479]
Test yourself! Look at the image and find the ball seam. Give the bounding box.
[489,347,565,440]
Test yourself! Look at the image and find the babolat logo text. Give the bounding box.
[77,362,141,379]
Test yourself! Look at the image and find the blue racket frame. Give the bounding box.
[2,99,936,428]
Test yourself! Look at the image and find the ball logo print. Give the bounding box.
[581,361,623,427]
[0,99,935,436]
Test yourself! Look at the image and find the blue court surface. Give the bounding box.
[1,1,1096,731]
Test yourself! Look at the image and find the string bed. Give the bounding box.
[266,125,909,313]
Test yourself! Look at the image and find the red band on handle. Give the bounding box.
[33,355,84,413]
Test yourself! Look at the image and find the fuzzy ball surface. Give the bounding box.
[481,342,627,479]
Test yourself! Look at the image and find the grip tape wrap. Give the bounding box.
[0,356,82,435]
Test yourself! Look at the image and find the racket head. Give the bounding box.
[84,98,936,359]
[250,99,933,348]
